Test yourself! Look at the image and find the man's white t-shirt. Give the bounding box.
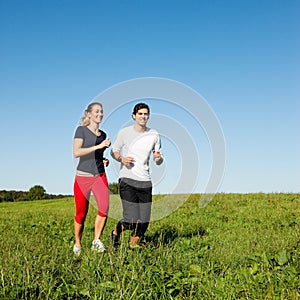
[111,125,162,181]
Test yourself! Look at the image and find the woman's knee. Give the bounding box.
[97,210,107,218]
[75,213,86,224]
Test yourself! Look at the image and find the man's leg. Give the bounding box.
[136,185,152,237]
[111,179,139,246]
[119,179,139,231]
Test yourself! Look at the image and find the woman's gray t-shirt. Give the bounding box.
[74,126,107,175]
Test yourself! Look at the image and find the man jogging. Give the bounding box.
[110,102,163,248]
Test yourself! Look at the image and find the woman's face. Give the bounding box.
[88,104,103,124]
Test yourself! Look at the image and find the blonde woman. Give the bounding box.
[73,102,111,255]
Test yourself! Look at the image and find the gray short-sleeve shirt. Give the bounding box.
[74,126,107,175]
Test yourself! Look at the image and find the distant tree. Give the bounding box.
[27,185,47,200]
[13,191,27,202]
[0,190,27,202]
[0,188,71,202]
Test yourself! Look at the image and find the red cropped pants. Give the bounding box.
[73,173,109,224]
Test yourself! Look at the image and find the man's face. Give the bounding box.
[134,108,149,126]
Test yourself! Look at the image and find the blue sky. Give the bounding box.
[0,0,299,195]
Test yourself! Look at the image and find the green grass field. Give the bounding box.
[0,193,299,299]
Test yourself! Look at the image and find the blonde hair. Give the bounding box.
[81,102,103,126]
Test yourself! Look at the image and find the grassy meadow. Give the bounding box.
[0,193,299,299]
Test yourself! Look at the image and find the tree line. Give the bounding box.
[0,183,119,203]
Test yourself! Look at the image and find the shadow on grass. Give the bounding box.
[145,225,207,247]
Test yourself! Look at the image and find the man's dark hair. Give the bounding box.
[132,103,150,115]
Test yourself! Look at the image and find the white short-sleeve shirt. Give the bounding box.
[111,125,162,181]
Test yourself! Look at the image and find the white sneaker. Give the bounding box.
[73,244,81,256]
[91,239,106,252]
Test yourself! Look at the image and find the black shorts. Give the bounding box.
[119,178,152,224]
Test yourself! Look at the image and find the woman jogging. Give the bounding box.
[73,102,111,255]
[110,102,163,248]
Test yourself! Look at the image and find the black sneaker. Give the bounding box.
[111,230,120,247]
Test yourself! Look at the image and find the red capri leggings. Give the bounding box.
[74,173,109,224]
